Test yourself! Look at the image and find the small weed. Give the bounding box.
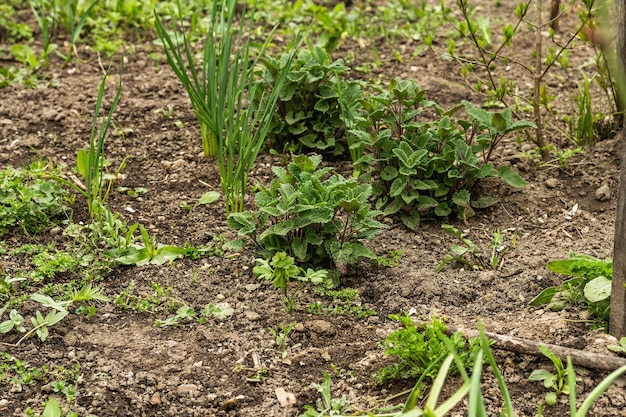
[156,302,234,327]
[608,337,626,355]
[309,287,377,318]
[0,162,69,237]
[269,322,300,359]
[372,250,403,267]
[116,186,148,198]
[437,225,517,272]
[529,253,612,322]
[375,315,480,386]
[253,252,330,312]
[300,373,352,417]
[529,345,571,406]
[114,281,181,313]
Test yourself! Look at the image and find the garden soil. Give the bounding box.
[1,1,626,416]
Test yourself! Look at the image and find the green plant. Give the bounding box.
[199,303,234,321]
[436,225,517,272]
[309,287,377,318]
[372,250,403,267]
[30,0,58,69]
[229,154,386,279]
[255,45,362,154]
[441,0,599,160]
[155,302,234,327]
[155,305,195,327]
[179,191,220,211]
[74,66,125,221]
[300,373,352,417]
[109,224,184,266]
[375,315,480,386]
[0,162,69,237]
[155,0,305,214]
[529,345,571,406]
[114,281,181,313]
[565,358,626,417]
[269,322,300,358]
[253,252,329,312]
[0,4,33,44]
[0,284,108,344]
[529,252,612,322]
[58,0,98,65]
[354,80,529,228]
[608,337,626,355]
[572,73,595,147]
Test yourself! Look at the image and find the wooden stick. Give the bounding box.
[611,130,626,338]
[446,326,626,372]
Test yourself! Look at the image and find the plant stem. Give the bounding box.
[533,0,549,161]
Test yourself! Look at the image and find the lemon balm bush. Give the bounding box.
[254,45,363,154]
[155,0,304,214]
[354,79,530,228]
[228,155,385,283]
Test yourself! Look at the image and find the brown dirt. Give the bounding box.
[1,1,626,416]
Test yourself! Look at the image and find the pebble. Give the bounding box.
[244,311,261,321]
[595,184,611,201]
[150,392,161,405]
[0,399,8,408]
[177,384,199,394]
[307,320,335,336]
[544,178,559,188]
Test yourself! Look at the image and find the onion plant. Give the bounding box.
[75,65,124,220]
[155,0,305,214]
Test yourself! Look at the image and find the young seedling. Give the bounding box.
[253,252,329,312]
[436,225,516,272]
[529,345,570,406]
[607,337,626,355]
[269,322,300,359]
[110,225,187,266]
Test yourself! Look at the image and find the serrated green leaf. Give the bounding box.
[463,101,492,126]
[498,166,526,188]
[380,166,398,181]
[491,112,507,131]
[472,196,498,208]
[400,211,420,229]
[390,178,405,197]
[292,237,307,260]
[452,190,470,206]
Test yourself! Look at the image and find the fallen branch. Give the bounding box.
[447,326,626,372]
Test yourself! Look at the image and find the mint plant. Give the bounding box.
[354,79,529,228]
[228,154,385,281]
[256,46,362,154]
